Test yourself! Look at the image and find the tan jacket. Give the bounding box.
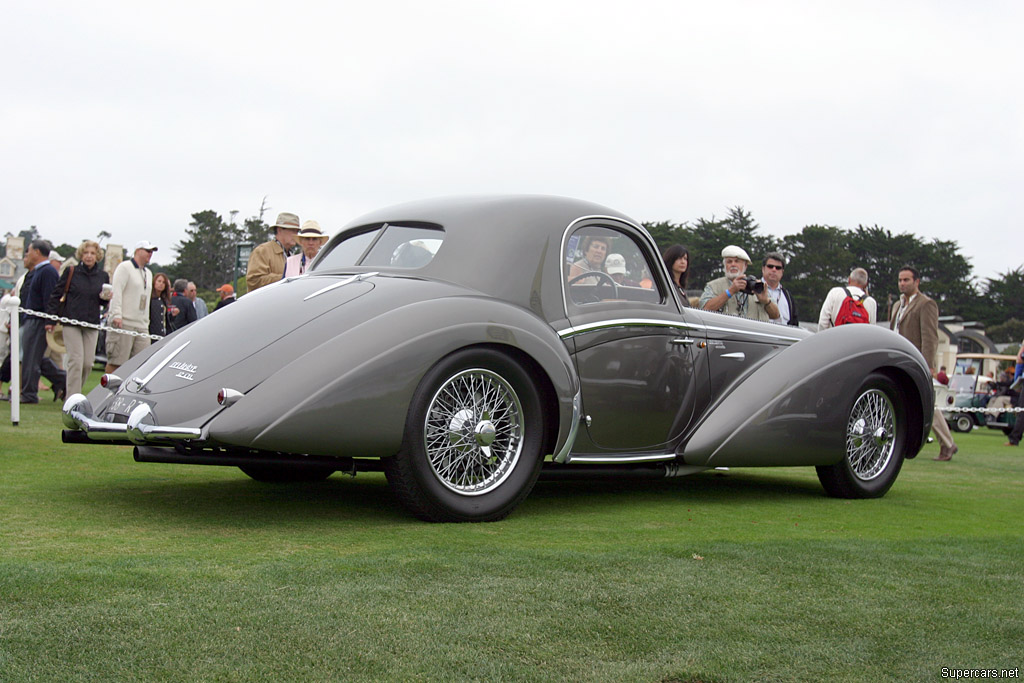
[246,240,286,292]
[890,292,939,370]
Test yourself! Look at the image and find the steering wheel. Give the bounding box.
[567,270,619,301]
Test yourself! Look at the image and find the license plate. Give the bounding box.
[105,395,152,420]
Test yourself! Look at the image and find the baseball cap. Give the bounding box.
[605,253,627,275]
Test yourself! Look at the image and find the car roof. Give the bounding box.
[341,194,636,236]
[332,195,647,320]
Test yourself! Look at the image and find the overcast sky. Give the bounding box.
[4,1,1022,282]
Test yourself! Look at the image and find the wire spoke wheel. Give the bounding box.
[384,348,545,522]
[817,372,906,499]
[845,388,895,481]
[424,368,524,495]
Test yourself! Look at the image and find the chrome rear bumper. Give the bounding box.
[62,394,202,445]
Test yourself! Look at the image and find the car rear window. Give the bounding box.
[312,224,444,271]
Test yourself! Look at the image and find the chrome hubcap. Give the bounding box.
[425,368,524,495]
[846,388,896,480]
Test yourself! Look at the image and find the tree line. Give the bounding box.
[6,206,1023,343]
[644,207,1024,342]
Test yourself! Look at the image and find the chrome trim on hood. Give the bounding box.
[304,272,379,301]
[131,341,191,392]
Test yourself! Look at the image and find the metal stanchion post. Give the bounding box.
[6,295,21,426]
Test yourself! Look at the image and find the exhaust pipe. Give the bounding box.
[134,445,354,472]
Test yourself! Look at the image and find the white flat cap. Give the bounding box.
[721,245,751,263]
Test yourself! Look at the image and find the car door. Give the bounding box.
[562,220,706,453]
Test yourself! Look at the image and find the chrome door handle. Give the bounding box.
[671,338,695,347]
[721,352,745,361]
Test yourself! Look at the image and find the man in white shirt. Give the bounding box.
[106,241,157,372]
[818,268,878,330]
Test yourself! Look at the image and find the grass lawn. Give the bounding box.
[1,373,1022,681]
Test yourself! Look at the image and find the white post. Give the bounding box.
[5,295,21,426]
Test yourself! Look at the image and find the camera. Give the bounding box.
[741,276,764,295]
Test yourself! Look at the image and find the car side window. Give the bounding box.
[565,227,665,306]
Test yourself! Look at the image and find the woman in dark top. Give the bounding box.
[662,244,691,306]
[149,272,177,337]
[45,240,110,397]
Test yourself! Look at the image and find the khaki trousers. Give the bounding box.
[63,326,99,397]
[932,407,956,450]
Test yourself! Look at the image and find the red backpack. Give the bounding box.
[834,286,870,325]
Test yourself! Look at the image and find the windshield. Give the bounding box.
[311,224,444,272]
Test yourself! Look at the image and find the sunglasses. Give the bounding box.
[764,264,784,270]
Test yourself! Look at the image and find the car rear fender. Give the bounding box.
[206,296,578,458]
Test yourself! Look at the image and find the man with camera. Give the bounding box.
[699,245,780,322]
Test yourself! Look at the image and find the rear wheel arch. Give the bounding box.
[874,366,926,458]
[385,344,552,521]
[466,343,560,458]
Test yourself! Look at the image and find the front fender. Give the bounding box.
[681,325,932,467]
[207,296,578,458]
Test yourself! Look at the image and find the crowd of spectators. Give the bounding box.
[0,211,329,403]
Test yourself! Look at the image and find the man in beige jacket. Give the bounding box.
[246,212,300,292]
[890,265,957,461]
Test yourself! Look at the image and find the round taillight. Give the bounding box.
[217,388,243,407]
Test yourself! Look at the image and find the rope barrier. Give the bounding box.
[3,296,162,425]
[936,405,1024,414]
[12,306,161,340]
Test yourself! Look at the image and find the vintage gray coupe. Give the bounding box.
[62,195,933,521]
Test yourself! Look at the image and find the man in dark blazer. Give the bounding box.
[760,252,799,326]
[17,240,66,403]
[890,265,957,460]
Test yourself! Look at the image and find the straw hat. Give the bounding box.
[272,212,301,231]
[46,326,66,355]
[296,220,329,240]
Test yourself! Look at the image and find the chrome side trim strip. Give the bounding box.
[553,389,582,464]
[559,318,705,339]
[303,272,378,301]
[567,452,676,464]
[700,322,804,342]
[557,316,802,343]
